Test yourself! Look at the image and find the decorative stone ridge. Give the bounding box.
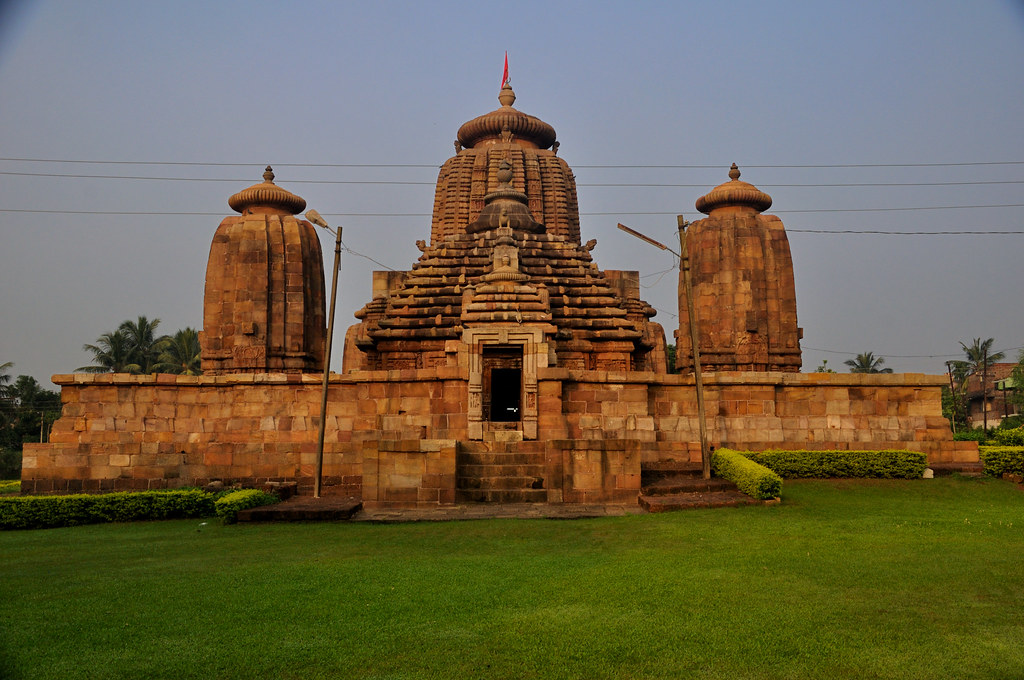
[678,165,801,373]
[201,168,326,374]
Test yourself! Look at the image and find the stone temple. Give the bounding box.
[21,84,978,504]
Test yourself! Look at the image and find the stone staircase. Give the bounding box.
[456,443,548,503]
[639,461,762,512]
[929,461,986,477]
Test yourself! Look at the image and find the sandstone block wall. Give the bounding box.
[23,368,974,502]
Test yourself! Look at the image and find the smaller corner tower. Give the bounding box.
[200,167,327,374]
[676,164,802,373]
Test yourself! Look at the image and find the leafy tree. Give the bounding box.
[844,352,893,374]
[1008,349,1024,413]
[0,375,61,475]
[815,359,836,374]
[152,328,202,375]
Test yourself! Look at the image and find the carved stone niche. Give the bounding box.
[463,326,549,441]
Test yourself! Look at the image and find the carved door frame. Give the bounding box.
[464,327,548,440]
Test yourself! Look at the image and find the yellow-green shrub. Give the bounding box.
[712,449,783,500]
[979,446,1024,477]
[214,489,279,524]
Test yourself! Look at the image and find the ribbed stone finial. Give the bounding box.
[694,164,772,215]
[498,83,516,107]
[228,166,306,215]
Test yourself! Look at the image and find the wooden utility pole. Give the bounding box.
[678,216,711,480]
[982,345,989,433]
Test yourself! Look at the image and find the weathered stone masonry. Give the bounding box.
[22,82,977,505]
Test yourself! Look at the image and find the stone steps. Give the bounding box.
[237,496,363,522]
[457,475,545,490]
[640,490,762,512]
[930,462,986,477]
[638,459,759,512]
[457,488,549,503]
[641,476,739,495]
[457,463,547,477]
[456,446,548,503]
[457,451,547,466]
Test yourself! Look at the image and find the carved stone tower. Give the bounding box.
[200,167,326,374]
[676,164,802,372]
[343,85,668,439]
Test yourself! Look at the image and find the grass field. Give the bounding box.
[1,477,1022,680]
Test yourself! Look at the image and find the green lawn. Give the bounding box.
[1,477,1022,680]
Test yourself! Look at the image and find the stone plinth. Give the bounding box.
[23,370,973,502]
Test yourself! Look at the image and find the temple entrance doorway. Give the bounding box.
[482,347,522,422]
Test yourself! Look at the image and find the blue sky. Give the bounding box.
[1,0,1022,386]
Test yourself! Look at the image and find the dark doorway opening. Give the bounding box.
[482,347,522,423]
[489,368,522,421]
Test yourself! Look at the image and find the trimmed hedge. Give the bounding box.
[738,449,927,479]
[992,427,1024,447]
[0,489,217,530]
[214,489,279,524]
[979,447,1024,477]
[954,429,989,443]
[712,449,783,500]
[0,480,20,495]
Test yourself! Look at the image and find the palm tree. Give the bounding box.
[119,316,167,374]
[958,338,1005,376]
[0,361,12,399]
[844,352,893,374]
[78,329,138,373]
[957,337,1005,432]
[152,328,202,375]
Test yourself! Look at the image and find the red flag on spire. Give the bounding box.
[501,51,509,88]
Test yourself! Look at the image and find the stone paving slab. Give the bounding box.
[353,502,645,523]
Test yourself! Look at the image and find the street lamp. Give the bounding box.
[617,218,711,480]
[305,209,342,499]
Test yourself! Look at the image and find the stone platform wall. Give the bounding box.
[540,369,977,464]
[23,368,975,500]
[21,369,468,495]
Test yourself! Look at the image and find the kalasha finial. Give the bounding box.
[498,83,516,107]
[728,163,740,181]
[263,165,275,183]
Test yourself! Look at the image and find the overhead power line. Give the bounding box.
[2,208,1024,235]
[2,157,1023,170]
[2,170,1022,189]
[803,345,1024,360]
